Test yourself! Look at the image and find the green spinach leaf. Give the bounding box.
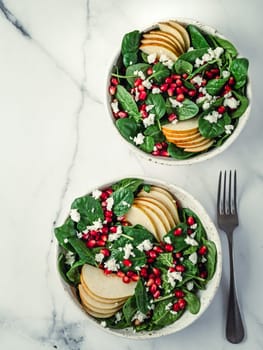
[144,124,165,143]
[173,59,193,75]
[126,63,150,86]
[184,290,201,314]
[123,295,137,323]
[146,93,166,119]
[187,25,209,49]
[202,238,217,280]
[176,98,199,120]
[156,252,173,267]
[178,48,208,63]
[231,91,249,118]
[151,300,183,326]
[150,62,170,82]
[205,77,228,96]
[230,58,249,89]
[68,237,97,266]
[112,188,134,216]
[214,36,238,58]
[121,30,140,67]
[116,85,141,120]
[135,279,149,314]
[55,218,76,249]
[112,178,143,193]
[116,117,140,143]
[140,135,155,153]
[66,259,84,284]
[168,143,196,159]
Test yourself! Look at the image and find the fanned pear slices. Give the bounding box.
[166,20,190,51]
[162,118,199,136]
[139,43,178,62]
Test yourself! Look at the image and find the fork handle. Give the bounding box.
[226,234,245,343]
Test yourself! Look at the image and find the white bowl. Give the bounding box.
[56,176,222,339]
[105,18,251,165]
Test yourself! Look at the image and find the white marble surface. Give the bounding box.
[0,0,262,349]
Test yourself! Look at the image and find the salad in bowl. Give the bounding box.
[55,177,222,338]
[107,19,250,164]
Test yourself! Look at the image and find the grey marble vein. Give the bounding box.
[0,0,30,37]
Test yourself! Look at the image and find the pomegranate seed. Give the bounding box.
[110,226,117,233]
[131,274,140,281]
[122,275,130,283]
[86,239,96,248]
[211,68,219,75]
[126,271,134,278]
[187,216,195,226]
[101,200,107,208]
[140,110,148,118]
[174,290,185,298]
[176,94,185,102]
[188,89,196,97]
[172,74,181,80]
[160,83,169,92]
[111,77,119,85]
[174,227,182,236]
[187,228,193,235]
[169,267,176,272]
[167,87,175,96]
[198,245,208,255]
[217,106,226,114]
[97,240,106,246]
[150,283,158,294]
[101,226,108,234]
[100,248,110,256]
[89,230,97,237]
[147,67,153,75]
[147,258,154,263]
[104,268,111,275]
[165,244,174,252]
[155,277,162,286]
[123,259,132,267]
[118,111,128,118]
[138,84,145,91]
[117,270,125,278]
[153,290,161,299]
[101,234,108,242]
[104,216,112,223]
[82,233,89,240]
[140,103,147,111]
[175,252,182,259]
[149,250,157,259]
[100,192,109,201]
[205,71,213,79]
[165,77,173,84]
[160,150,169,157]
[201,79,207,86]
[178,298,187,309]
[155,142,163,150]
[173,302,181,312]
[134,78,142,87]
[152,267,161,276]
[153,246,163,253]
[223,85,232,94]
[175,265,185,272]
[182,73,188,79]
[146,278,155,287]
[109,86,116,95]
[200,271,208,279]
[105,210,113,217]
[228,76,235,86]
[139,91,147,100]
[152,150,160,156]
[176,87,183,94]
[181,86,188,94]
[168,113,177,122]
[162,142,168,149]
[175,79,182,86]
[140,267,148,278]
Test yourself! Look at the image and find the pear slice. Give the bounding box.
[164,131,201,142]
[162,118,199,134]
[159,22,186,51]
[168,21,190,50]
[143,31,183,56]
[139,43,178,62]
[135,202,167,240]
[125,204,159,240]
[141,39,178,56]
[81,264,137,300]
[150,186,180,224]
[82,305,116,318]
[134,197,171,232]
[175,136,211,148]
[184,139,214,153]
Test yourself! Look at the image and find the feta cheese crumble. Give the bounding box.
[143,113,155,127]
[104,258,120,272]
[167,270,183,287]
[169,97,183,108]
[123,243,135,259]
[222,70,230,78]
[225,124,234,135]
[147,53,157,64]
[65,251,75,266]
[70,208,80,223]
[108,225,122,242]
[133,133,145,145]
[203,110,222,123]
[132,311,148,322]
[100,321,107,328]
[137,239,153,252]
[152,87,161,94]
[192,75,203,86]
[223,96,240,109]
[106,197,114,211]
[85,219,103,232]
[164,236,172,244]
[95,253,104,263]
[142,79,152,89]
[186,281,194,291]
[92,189,102,200]
[189,252,198,265]
[115,312,122,323]
[159,54,174,69]
[134,70,146,80]
[146,104,154,112]
[111,100,119,114]
[194,47,224,68]
[184,236,198,246]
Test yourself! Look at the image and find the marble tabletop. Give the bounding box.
[0,0,262,349]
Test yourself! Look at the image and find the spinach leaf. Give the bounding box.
[123,295,137,323]
[188,59,217,79]
[71,195,104,231]
[66,259,84,284]
[126,63,150,86]
[183,259,198,276]
[199,113,231,138]
[116,117,140,143]
[135,279,149,314]
[187,25,209,49]
[116,85,141,120]
[151,300,183,327]
[163,224,188,252]
[205,77,228,96]
[231,91,249,118]
[146,93,166,119]
[202,238,217,280]
[150,62,170,82]
[144,124,165,143]
[230,58,249,89]
[214,36,238,58]
[178,48,208,63]
[143,184,151,193]
[122,225,157,244]
[104,313,129,329]
[54,218,76,249]
[68,237,97,266]
[140,135,155,153]
[176,98,199,120]
[112,178,143,193]
[180,208,207,242]
[57,252,71,283]
[156,252,173,267]
[184,290,201,314]
[168,143,196,159]
[173,59,193,75]
[112,188,134,216]
[121,30,140,67]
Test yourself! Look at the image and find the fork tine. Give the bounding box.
[233,170,237,214]
[223,170,227,214]
[229,170,232,214]
[217,171,222,214]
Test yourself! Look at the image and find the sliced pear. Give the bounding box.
[82,305,116,318]
[139,43,178,62]
[164,131,201,142]
[135,202,167,240]
[175,136,211,148]
[141,39,178,56]
[184,139,214,152]
[134,197,171,232]
[159,22,186,51]
[168,21,190,50]
[144,31,183,56]
[162,118,199,134]
[81,264,137,300]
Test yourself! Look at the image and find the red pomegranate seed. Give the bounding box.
[153,290,161,299]
[175,252,182,259]
[140,110,148,118]
[182,73,188,79]
[126,271,134,278]
[104,268,111,275]
[82,233,89,240]
[138,84,145,91]
[176,94,185,102]
[152,150,160,156]
[101,226,108,234]
[175,79,182,86]
[140,267,148,278]
[109,86,116,95]
[228,76,235,86]
[123,259,132,267]
[176,87,183,94]
[122,275,130,283]
[187,216,195,226]
[139,91,147,100]
[132,274,140,281]
[140,103,147,111]
[104,216,112,223]
[86,239,96,248]
[100,248,110,256]
[134,78,142,87]
[155,142,163,150]
[153,246,163,253]
[89,230,97,237]
[110,226,117,233]
[172,302,181,312]
[174,290,185,298]
[217,106,226,114]
[105,210,113,218]
[111,77,119,85]
[152,267,161,276]
[150,283,158,294]
[160,150,169,157]
[181,86,188,94]
[200,271,208,279]
[97,240,106,246]
[147,258,154,264]
[167,87,175,96]
[146,278,155,287]
[160,83,168,92]
[211,68,219,75]
[224,85,231,94]
[162,142,168,149]
[168,113,177,122]
[165,244,174,252]
[155,277,162,286]
[101,200,107,208]
[117,270,125,278]
[172,74,181,80]
[149,250,157,259]
[174,227,182,236]
[201,79,207,86]
[101,234,108,242]
[188,89,196,97]
[147,67,153,75]
[165,77,173,84]
[178,298,187,309]
[100,192,109,201]
[198,245,208,255]
[175,265,185,272]
[118,111,127,118]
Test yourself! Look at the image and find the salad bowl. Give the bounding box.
[55,177,222,339]
[105,18,251,165]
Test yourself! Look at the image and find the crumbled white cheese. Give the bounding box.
[100,321,107,328]
[159,54,174,69]
[192,75,203,86]
[223,96,240,109]
[122,201,131,207]
[65,251,75,266]
[201,256,207,263]
[137,239,153,252]
[214,46,224,59]
[169,97,183,108]
[146,104,154,112]
[186,281,194,291]
[143,113,155,127]
[95,253,105,263]
[164,236,172,244]
[189,252,198,265]
[190,223,198,230]
[106,197,114,211]
[64,238,68,243]
[115,312,122,323]
[147,53,157,64]
[132,311,148,322]
[70,208,80,223]
[225,124,234,135]
[184,236,198,246]
[84,219,103,233]
[202,101,211,110]
[111,100,119,114]
[134,70,146,80]
[167,270,183,288]
[165,302,173,311]
[194,47,224,67]
[142,79,152,89]
[222,70,230,78]
[152,87,161,94]
[123,243,135,259]
[133,133,145,145]
[108,226,122,241]
[188,46,194,52]
[203,110,222,124]
[76,231,83,239]
[104,258,120,272]
[134,88,140,102]
[224,91,232,98]
[92,189,102,200]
